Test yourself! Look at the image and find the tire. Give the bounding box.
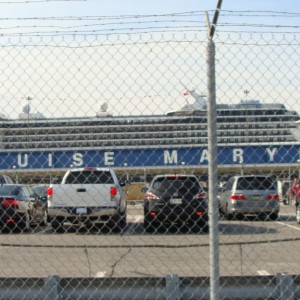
[51,217,65,233]
[296,206,300,224]
[144,216,155,233]
[106,213,127,233]
[113,213,127,233]
[268,212,278,221]
[258,212,266,220]
[191,221,209,233]
[201,223,209,233]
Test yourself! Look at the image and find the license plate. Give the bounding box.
[76,207,87,214]
[252,196,261,200]
[170,198,182,204]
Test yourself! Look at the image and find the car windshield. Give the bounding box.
[152,176,201,193]
[0,185,20,196]
[65,171,114,184]
[236,177,276,190]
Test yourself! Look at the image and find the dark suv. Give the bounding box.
[143,175,208,233]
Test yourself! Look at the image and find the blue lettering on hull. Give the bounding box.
[0,145,299,170]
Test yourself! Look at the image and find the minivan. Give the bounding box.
[218,175,279,220]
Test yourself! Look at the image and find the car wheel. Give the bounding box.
[144,215,156,233]
[51,217,64,233]
[258,212,267,220]
[110,213,127,233]
[201,223,209,233]
[296,206,300,224]
[268,212,278,221]
[191,222,209,233]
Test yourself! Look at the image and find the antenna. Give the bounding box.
[244,90,249,100]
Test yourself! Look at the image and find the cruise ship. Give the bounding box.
[1,91,300,180]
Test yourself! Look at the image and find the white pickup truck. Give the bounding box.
[47,167,127,232]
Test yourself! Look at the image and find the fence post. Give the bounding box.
[44,275,61,300]
[276,273,295,300]
[165,274,180,300]
[207,33,220,300]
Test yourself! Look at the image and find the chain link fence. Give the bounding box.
[0,25,300,299]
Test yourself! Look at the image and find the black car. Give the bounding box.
[0,184,41,232]
[143,175,209,233]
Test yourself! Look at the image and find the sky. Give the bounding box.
[0,0,295,15]
[0,0,297,20]
[0,0,299,119]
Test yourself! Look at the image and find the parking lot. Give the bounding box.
[0,202,299,278]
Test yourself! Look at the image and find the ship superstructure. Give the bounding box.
[0,98,299,151]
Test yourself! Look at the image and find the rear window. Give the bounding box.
[152,176,201,192]
[236,177,276,190]
[32,186,47,196]
[0,185,20,196]
[65,171,114,184]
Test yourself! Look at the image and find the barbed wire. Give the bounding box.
[0,28,299,38]
[0,10,299,21]
[0,10,298,37]
[2,20,300,32]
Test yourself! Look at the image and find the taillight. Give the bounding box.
[145,192,159,201]
[193,192,207,200]
[267,194,279,201]
[2,199,19,208]
[230,194,245,201]
[110,187,117,196]
[47,187,53,197]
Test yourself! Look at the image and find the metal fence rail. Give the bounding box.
[0,274,298,300]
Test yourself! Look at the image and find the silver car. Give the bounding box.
[218,175,280,220]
